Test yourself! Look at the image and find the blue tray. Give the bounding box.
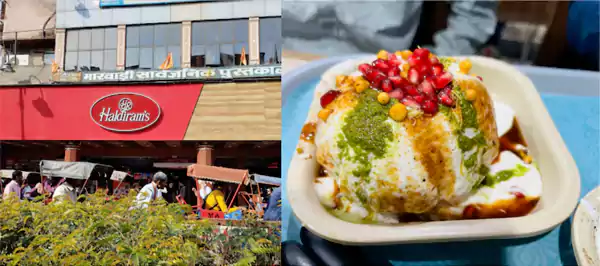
[281,57,600,266]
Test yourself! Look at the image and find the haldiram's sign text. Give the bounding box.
[90,93,161,132]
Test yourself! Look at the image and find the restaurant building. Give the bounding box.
[0,0,281,140]
[0,0,282,209]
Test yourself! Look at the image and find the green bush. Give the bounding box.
[0,192,280,266]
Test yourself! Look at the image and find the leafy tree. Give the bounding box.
[0,192,280,266]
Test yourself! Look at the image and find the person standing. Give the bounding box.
[53,178,82,203]
[135,172,168,208]
[2,170,23,200]
[263,186,281,221]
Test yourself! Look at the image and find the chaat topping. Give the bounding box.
[317,48,483,126]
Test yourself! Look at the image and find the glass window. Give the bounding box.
[65,31,79,52]
[64,27,118,71]
[104,50,117,71]
[126,27,139,48]
[78,30,92,51]
[90,50,103,71]
[139,47,153,69]
[259,17,282,65]
[64,52,77,71]
[91,29,104,50]
[191,19,249,67]
[125,47,139,69]
[126,23,182,70]
[105,28,118,50]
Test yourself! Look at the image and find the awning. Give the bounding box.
[153,162,190,169]
[253,174,281,186]
[110,170,129,181]
[39,160,113,180]
[0,170,38,179]
[187,164,250,185]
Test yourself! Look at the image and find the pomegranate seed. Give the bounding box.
[388,53,398,61]
[441,87,453,97]
[358,63,372,74]
[419,80,435,97]
[413,95,425,104]
[421,100,438,114]
[429,56,440,65]
[439,93,454,106]
[408,68,422,84]
[387,67,400,77]
[417,64,432,77]
[401,98,420,108]
[381,79,394,92]
[389,59,403,68]
[433,72,453,89]
[430,94,439,103]
[373,72,387,86]
[432,63,444,76]
[511,191,525,199]
[407,56,420,67]
[365,69,380,81]
[404,85,420,96]
[413,48,430,59]
[389,89,404,100]
[320,90,341,108]
[373,59,391,72]
[477,76,483,81]
[388,76,404,88]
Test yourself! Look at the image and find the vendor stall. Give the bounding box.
[186,164,252,219]
[39,160,114,200]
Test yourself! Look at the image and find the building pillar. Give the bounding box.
[248,17,260,65]
[181,21,192,68]
[196,145,213,166]
[54,29,66,70]
[116,25,126,71]
[64,145,79,162]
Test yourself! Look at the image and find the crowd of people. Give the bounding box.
[1,170,282,222]
[1,170,85,203]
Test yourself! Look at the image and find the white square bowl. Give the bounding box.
[285,56,581,244]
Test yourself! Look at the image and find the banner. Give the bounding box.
[0,84,202,140]
[52,65,281,84]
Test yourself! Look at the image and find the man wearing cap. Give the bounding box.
[135,171,168,208]
[2,170,23,200]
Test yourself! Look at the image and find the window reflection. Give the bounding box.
[64,28,117,71]
[259,17,282,65]
[126,23,181,70]
[191,19,249,68]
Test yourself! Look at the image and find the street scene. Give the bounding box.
[0,0,282,264]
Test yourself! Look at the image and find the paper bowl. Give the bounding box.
[572,186,600,266]
[285,55,580,244]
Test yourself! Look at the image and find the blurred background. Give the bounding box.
[282,0,599,72]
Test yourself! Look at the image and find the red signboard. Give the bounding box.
[200,209,225,219]
[0,84,202,140]
[90,93,161,132]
